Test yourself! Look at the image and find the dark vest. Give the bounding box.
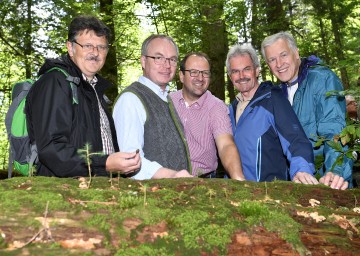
[123,82,190,171]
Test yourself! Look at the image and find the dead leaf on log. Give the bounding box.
[353,207,360,213]
[328,213,359,234]
[59,238,102,249]
[35,217,80,227]
[296,211,326,223]
[309,199,320,207]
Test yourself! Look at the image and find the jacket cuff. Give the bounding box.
[90,154,109,177]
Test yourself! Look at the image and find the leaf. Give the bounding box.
[347,125,356,135]
[59,238,101,249]
[296,211,326,223]
[309,199,320,207]
[327,141,342,152]
[340,134,350,145]
[314,139,324,148]
[328,214,359,234]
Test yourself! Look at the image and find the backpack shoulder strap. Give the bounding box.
[46,67,79,104]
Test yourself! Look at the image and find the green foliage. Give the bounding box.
[315,89,360,171]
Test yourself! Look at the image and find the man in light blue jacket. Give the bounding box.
[261,31,352,189]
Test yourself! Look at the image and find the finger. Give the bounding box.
[322,173,333,186]
[340,181,349,190]
[330,175,341,189]
[299,174,312,184]
[307,175,319,185]
[293,178,301,184]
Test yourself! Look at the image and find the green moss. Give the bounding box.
[168,209,235,254]
[86,214,111,231]
[115,242,178,256]
[117,194,142,209]
[237,201,303,249]
[1,177,359,255]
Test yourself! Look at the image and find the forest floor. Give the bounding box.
[0,176,359,255]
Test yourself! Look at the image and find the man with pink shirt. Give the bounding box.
[169,52,245,180]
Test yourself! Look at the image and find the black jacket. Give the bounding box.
[25,54,118,177]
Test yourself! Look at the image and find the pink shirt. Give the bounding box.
[170,90,232,176]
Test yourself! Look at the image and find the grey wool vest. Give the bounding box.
[123,82,191,172]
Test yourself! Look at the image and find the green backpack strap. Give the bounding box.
[47,67,79,104]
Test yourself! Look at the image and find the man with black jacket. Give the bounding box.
[25,15,140,177]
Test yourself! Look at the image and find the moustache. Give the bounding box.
[85,56,101,61]
[235,78,250,84]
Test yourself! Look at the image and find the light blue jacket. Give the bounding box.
[281,56,353,184]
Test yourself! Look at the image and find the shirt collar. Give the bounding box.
[138,75,170,97]
[82,74,98,87]
[180,90,210,108]
[235,92,251,103]
[287,77,298,87]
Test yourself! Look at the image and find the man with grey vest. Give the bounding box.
[113,34,193,179]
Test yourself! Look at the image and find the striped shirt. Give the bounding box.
[84,74,115,155]
[170,90,232,176]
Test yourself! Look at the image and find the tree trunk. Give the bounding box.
[328,0,350,89]
[100,0,118,103]
[25,0,32,78]
[318,17,331,64]
[264,0,289,34]
[201,2,227,101]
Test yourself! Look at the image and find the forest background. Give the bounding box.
[0,0,359,173]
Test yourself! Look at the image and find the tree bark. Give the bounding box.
[264,0,289,34]
[100,0,118,103]
[318,18,330,64]
[328,0,350,89]
[201,2,227,101]
[25,0,32,78]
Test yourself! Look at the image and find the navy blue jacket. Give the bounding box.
[229,81,315,182]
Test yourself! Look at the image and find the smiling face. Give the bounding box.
[264,38,300,83]
[67,29,108,80]
[228,54,260,100]
[180,55,210,104]
[140,38,177,89]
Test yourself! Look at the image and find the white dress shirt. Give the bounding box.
[113,76,170,180]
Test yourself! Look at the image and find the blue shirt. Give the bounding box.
[113,76,170,180]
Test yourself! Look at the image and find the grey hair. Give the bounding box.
[261,31,298,61]
[141,34,179,57]
[226,43,260,74]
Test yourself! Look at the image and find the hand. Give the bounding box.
[106,150,141,175]
[319,172,348,190]
[152,168,193,179]
[173,169,193,178]
[292,172,319,185]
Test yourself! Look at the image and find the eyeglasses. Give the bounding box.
[145,56,178,67]
[184,69,211,78]
[73,41,109,53]
[229,66,253,76]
